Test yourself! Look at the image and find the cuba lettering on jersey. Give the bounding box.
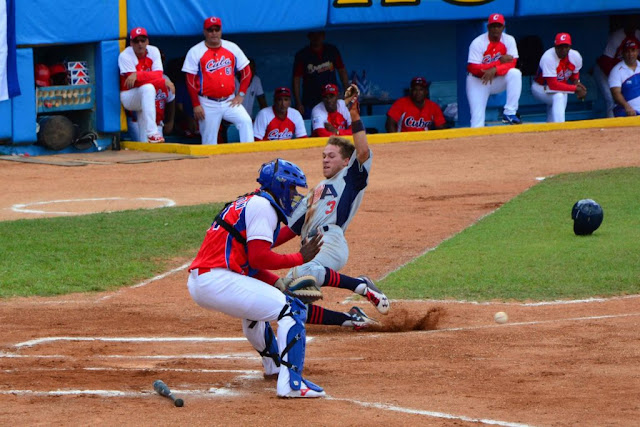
[534,48,583,87]
[253,107,307,141]
[189,192,282,275]
[468,33,518,65]
[386,97,446,132]
[288,150,373,239]
[311,99,352,133]
[182,40,250,99]
[118,45,163,92]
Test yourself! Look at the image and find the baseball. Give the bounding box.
[494,311,508,324]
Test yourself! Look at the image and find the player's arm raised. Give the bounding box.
[346,88,370,164]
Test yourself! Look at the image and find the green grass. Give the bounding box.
[380,167,640,301]
[2,168,639,302]
[0,203,224,298]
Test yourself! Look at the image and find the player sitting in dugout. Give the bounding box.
[311,84,352,137]
[386,77,447,132]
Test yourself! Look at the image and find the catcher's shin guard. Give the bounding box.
[242,320,280,375]
[277,296,324,397]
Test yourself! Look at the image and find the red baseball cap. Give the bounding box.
[623,37,639,50]
[49,63,66,76]
[411,77,430,88]
[204,16,222,30]
[555,33,572,46]
[129,27,148,40]
[322,84,339,97]
[35,63,51,87]
[274,87,292,99]
[488,14,505,26]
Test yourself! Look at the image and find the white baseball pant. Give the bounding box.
[187,268,298,396]
[120,84,158,140]
[126,118,163,143]
[198,95,254,144]
[531,82,569,123]
[466,68,522,128]
[287,224,349,284]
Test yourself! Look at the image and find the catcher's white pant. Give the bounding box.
[531,82,569,123]
[120,84,158,140]
[187,268,301,396]
[287,224,349,284]
[198,95,254,144]
[466,68,522,128]
[593,64,615,118]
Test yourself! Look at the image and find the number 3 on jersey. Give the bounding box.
[325,200,336,214]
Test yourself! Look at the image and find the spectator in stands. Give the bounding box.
[531,33,587,123]
[385,77,447,133]
[118,27,173,143]
[593,15,640,117]
[235,59,268,120]
[293,31,349,119]
[609,38,640,117]
[311,84,352,137]
[253,87,308,141]
[466,13,522,127]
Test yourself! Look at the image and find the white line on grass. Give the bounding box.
[96,262,190,301]
[328,397,532,427]
[10,197,176,215]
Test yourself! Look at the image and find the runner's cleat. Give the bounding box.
[358,276,390,314]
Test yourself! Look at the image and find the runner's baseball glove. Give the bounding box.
[274,276,323,304]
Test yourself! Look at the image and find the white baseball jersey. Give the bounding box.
[609,60,640,111]
[288,149,372,240]
[118,45,163,76]
[536,48,583,92]
[311,99,352,132]
[253,107,307,140]
[467,32,519,66]
[235,75,264,119]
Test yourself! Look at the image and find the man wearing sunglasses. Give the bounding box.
[118,27,173,143]
[182,16,254,144]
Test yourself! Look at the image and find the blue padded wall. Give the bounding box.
[95,41,122,133]
[11,48,36,144]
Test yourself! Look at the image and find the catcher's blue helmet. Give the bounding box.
[257,158,307,216]
[571,199,603,235]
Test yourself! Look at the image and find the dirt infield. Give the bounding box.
[1,127,640,426]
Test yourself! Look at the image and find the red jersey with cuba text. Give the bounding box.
[182,40,250,99]
[253,107,307,141]
[387,97,446,132]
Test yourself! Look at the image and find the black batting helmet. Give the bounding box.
[571,199,603,235]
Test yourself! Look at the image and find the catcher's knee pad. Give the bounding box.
[242,320,280,369]
[571,199,603,235]
[278,296,309,391]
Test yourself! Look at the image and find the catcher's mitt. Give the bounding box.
[344,83,360,109]
[274,275,323,304]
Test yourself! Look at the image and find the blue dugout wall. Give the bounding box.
[2,0,639,147]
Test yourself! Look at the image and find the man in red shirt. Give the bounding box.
[386,77,447,132]
[182,17,254,144]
